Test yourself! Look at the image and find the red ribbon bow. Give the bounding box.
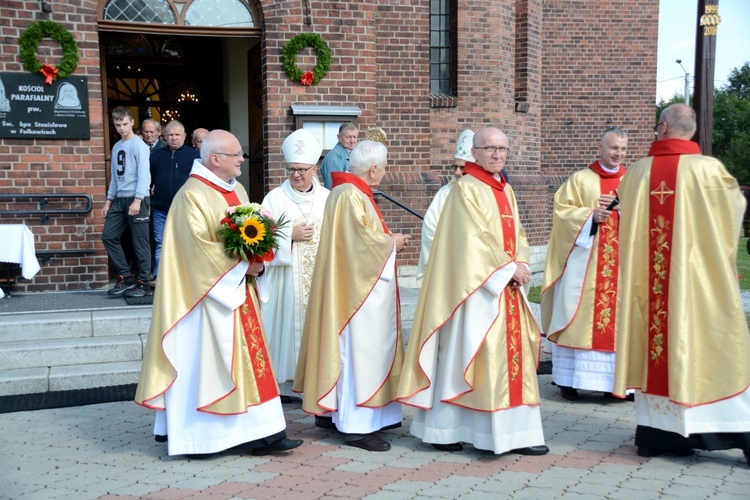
[300,70,314,86]
[40,63,59,85]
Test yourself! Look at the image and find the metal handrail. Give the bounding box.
[373,190,424,220]
[0,193,93,223]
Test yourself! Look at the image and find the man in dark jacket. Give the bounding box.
[150,120,200,279]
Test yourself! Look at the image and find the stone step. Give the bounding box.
[0,334,144,371]
[0,308,151,342]
[0,361,142,396]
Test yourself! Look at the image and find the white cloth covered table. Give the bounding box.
[0,224,41,279]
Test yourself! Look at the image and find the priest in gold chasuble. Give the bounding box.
[614,104,750,460]
[398,127,548,455]
[135,130,301,458]
[294,140,410,452]
[541,127,628,401]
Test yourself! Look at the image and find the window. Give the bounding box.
[102,0,255,28]
[429,0,456,98]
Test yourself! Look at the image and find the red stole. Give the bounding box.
[331,172,390,233]
[464,162,524,406]
[588,162,626,352]
[644,139,701,397]
[190,173,278,402]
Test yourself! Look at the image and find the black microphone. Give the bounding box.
[590,196,619,236]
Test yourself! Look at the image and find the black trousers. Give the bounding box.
[101,197,152,282]
[636,424,750,452]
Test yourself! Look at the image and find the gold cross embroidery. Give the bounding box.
[501,206,514,227]
[651,181,675,205]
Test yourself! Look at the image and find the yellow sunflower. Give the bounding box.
[240,217,266,245]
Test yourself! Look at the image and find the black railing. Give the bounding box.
[373,190,424,220]
[0,193,93,224]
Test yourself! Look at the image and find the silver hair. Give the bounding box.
[348,140,387,175]
[601,127,627,143]
[141,118,161,131]
[164,120,184,133]
[200,129,227,166]
[660,103,697,137]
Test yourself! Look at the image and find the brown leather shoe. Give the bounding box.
[345,433,391,452]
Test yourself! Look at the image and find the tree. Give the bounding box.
[713,63,750,185]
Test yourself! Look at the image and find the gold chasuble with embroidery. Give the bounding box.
[613,139,750,406]
[541,163,625,351]
[293,172,404,415]
[135,175,278,414]
[398,163,541,411]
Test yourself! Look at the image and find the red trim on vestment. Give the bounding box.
[331,172,389,232]
[466,162,524,406]
[646,151,680,397]
[591,166,623,352]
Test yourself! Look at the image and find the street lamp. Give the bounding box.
[676,59,690,105]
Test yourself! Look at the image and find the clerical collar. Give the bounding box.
[189,159,236,191]
[598,161,620,174]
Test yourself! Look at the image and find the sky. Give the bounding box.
[657,0,750,103]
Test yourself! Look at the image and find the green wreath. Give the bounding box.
[19,20,79,80]
[282,33,331,85]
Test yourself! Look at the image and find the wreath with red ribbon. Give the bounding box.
[19,21,79,84]
[281,33,331,86]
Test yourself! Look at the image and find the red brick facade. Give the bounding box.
[0,0,658,292]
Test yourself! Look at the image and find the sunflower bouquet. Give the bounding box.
[216,203,288,263]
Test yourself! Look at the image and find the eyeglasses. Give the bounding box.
[449,164,466,171]
[215,151,245,160]
[654,122,665,137]
[286,166,315,176]
[474,146,510,154]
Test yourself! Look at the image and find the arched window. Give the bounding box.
[100,0,256,30]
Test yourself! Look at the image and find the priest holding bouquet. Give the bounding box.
[135,129,302,459]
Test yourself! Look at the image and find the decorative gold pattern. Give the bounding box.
[507,287,521,382]
[651,181,675,205]
[595,218,618,333]
[649,216,670,363]
[248,322,269,380]
[501,206,514,227]
[295,214,321,333]
[700,4,721,36]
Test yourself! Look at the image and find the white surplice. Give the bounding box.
[261,178,329,395]
[153,264,286,456]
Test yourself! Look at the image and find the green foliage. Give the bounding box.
[19,21,79,79]
[739,238,750,291]
[281,33,331,85]
[714,63,750,185]
[527,285,541,304]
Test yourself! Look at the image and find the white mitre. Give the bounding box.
[454,129,475,162]
[282,129,323,165]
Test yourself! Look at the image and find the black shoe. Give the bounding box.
[107,275,136,296]
[251,438,303,456]
[637,447,694,457]
[559,386,579,401]
[381,421,402,431]
[432,443,463,452]
[315,416,336,429]
[280,395,302,404]
[154,434,168,443]
[511,445,550,456]
[124,280,154,298]
[345,434,391,452]
[184,453,216,459]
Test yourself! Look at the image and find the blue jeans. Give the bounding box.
[152,208,167,278]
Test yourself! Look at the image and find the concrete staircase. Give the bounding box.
[0,306,151,397]
[0,266,548,400]
[0,268,422,399]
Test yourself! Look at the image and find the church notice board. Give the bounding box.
[0,73,90,139]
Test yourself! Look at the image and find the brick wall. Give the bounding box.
[0,0,658,291]
[0,0,106,292]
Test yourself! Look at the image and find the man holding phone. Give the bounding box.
[541,127,628,401]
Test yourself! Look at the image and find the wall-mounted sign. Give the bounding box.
[0,73,90,139]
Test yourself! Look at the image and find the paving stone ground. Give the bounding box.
[2,375,749,500]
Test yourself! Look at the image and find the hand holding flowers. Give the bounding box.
[216,203,288,263]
